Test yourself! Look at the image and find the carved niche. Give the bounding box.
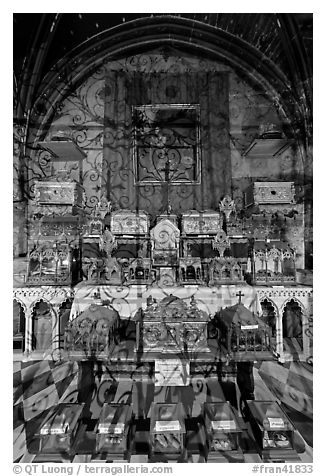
[136,295,210,354]
[179,257,203,284]
[150,219,180,266]
[253,245,296,285]
[209,257,245,285]
[126,258,153,284]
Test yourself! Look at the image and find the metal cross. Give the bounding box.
[158,157,178,212]
[236,290,245,304]
[159,157,177,182]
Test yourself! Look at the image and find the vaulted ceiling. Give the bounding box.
[13,13,312,141]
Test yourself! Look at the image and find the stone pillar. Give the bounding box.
[275,310,285,363]
[301,309,310,362]
[51,305,60,351]
[24,307,33,353]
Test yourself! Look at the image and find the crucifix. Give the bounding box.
[236,290,245,304]
[159,156,178,213]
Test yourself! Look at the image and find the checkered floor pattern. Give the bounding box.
[13,359,313,463]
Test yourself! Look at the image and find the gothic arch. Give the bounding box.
[58,297,73,314]
[260,297,279,318]
[260,297,278,338]
[57,298,73,347]
[31,299,55,351]
[13,297,27,315]
[29,16,300,147]
[281,298,304,344]
[13,299,26,352]
[30,297,55,317]
[280,297,306,317]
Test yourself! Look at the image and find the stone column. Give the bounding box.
[24,307,33,353]
[301,309,310,362]
[275,309,285,363]
[51,304,61,351]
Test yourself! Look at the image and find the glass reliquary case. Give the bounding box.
[27,243,79,285]
[149,402,186,458]
[95,403,133,456]
[247,401,296,457]
[204,402,243,453]
[36,403,85,455]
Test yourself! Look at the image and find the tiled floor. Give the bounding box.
[13,358,313,463]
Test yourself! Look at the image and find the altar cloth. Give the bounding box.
[70,284,262,320]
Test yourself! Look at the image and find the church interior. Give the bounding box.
[13,13,313,464]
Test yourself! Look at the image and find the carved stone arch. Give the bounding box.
[281,298,304,345]
[58,297,74,314]
[30,16,302,150]
[13,298,26,352]
[259,297,279,318]
[13,297,27,315]
[57,298,74,348]
[31,299,54,351]
[30,297,53,315]
[260,297,278,338]
[280,297,306,317]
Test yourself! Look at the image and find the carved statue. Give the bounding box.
[95,196,112,221]
[219,195,236,222]
[99,228,117,257]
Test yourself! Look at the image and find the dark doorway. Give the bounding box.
[32,301,52,351]
[282,299,303,351]
[13,300,25,352]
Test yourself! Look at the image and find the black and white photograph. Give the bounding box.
[11,6,314,472]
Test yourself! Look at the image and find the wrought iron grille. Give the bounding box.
[133,104,201,184]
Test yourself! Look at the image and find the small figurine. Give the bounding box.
[99,227,117,257]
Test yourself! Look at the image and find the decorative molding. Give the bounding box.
[13,286,74,302]
[256,288,312,299]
